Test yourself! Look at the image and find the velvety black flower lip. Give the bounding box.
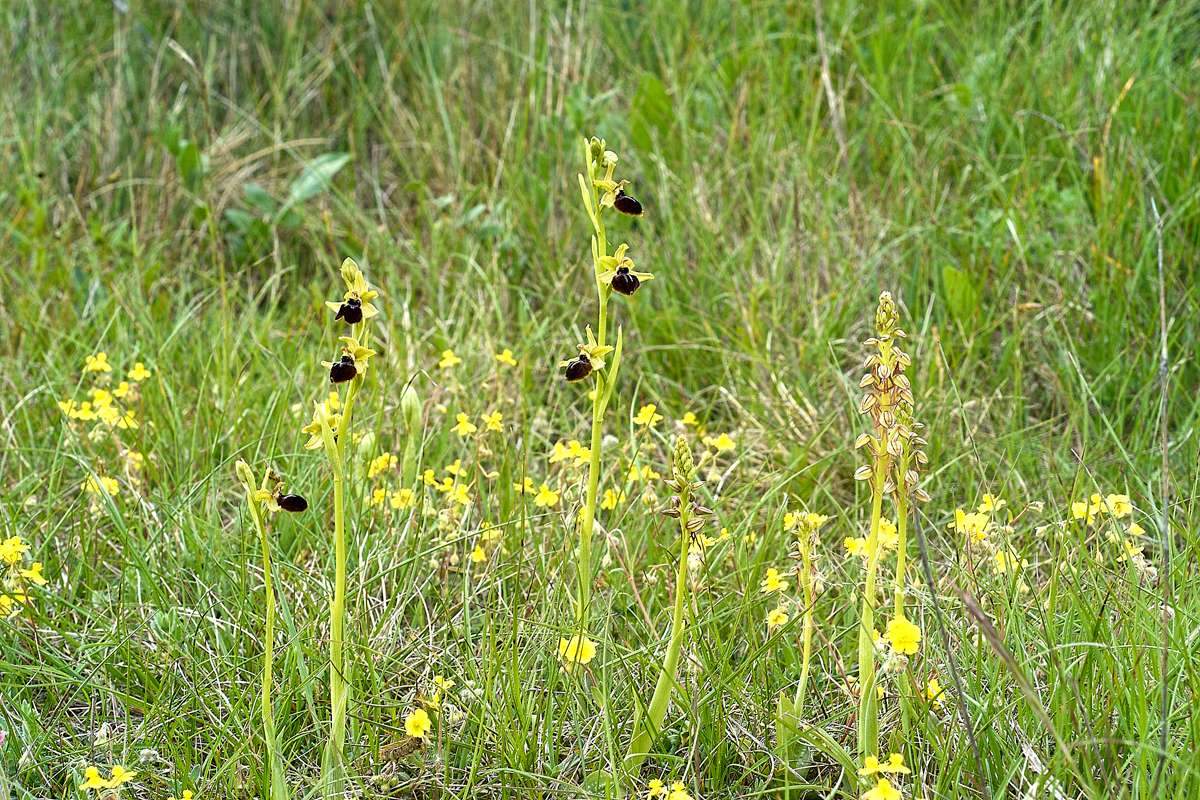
[563,356,593,382]
[613,188,643,216]
[329,355,357,383]
[277,493,308,513]
[334,297,363,324]
[611,266,640,296]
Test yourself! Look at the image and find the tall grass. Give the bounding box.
[0,1,1197,797]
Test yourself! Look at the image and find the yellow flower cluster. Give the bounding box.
[80,765,137,791]
[59,352,153,500]
[1,535,48,617]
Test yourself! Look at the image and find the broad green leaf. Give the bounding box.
[288,152,352,205]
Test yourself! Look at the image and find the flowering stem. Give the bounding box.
[857,454,889,761]
[574,160,610,636]
[624,486,691,774]
[790,547,816,716]
[321,330,366,791]
[246,486,290,800]
[893,456,910,618]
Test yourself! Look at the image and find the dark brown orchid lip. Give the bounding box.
[329,355,357,383]
[611,267,640,296]
[277,493,308,512]
[613,188,643,216]
[334,297,363,324]
[563,356,592,382]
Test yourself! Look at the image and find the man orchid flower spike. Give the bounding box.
[310,257,382,793]
[557,136,652,671]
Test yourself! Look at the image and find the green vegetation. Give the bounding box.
[1,1,1197,797]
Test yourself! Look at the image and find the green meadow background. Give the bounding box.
[2,1,1198,797]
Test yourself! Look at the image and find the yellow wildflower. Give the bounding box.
[534,484,560,508]
[679,411,699,427]
[83,476,120,496]
[884,616,921,656]
[859,753,911,776]
[759,567,789,593]
[495,348,518,366]
[390,488,415,509]
[633,403,664,427]
[128,362,152,381]
[404,708,432,738]
[438,349,462,369]
[862,777,901,800]
[766,605,789,630]
[1106,493,1132,518]
[558,633,597,669]
[482,410,503,432]
[452,413,478,437]
[83,352,112,373]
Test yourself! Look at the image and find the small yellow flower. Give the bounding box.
[482,410,503,432]
[877,518,899,550]
[1128,521,1146,537]
[558,633,597,669]
[679,411,699,427]
[20,562,46,586]
[84,352,112,373]
[759,567,789,593]
[1,536,29,566]
[368,453,397,478]
[1106,493,1132,518]
[370,487,387,507]
[444,459,465,477]
[1070,500,1096,525]
[83,476,120,496]
[766,605,789,630]
[404,708,432,738]
[859,753,911,776]
[534,483,560,508]
[978,493,1005,514]
[862,777,901,800]
[514,477,536,495]
[884,616,921,656]
[448,484,471,506]
[128,362,152,382]
[112,381,132,399]
[438,349,462,369]
[951,508,989,542]
[80,767,108,790]
[601,488,626,510]
[844,536,869,558]
[925,676,945,708]
[647,779,667,798]
[170,792,195,800]
[470,544,487,563]
[89,387,114,408]
[495,348,518,366]
[633,403,664,427]
[666,781,693,800]
[703,432,735,453]
[390,488,415,509]
[107,766,137,787]
[452,413,478,437]
[434,675,455,692]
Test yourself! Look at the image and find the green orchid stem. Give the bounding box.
[893,456,911,618]
[321,326,367,792]
[246,488,289,800]
[573,157,610,638]
[624,489,690,774]
[857,454,890,762]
